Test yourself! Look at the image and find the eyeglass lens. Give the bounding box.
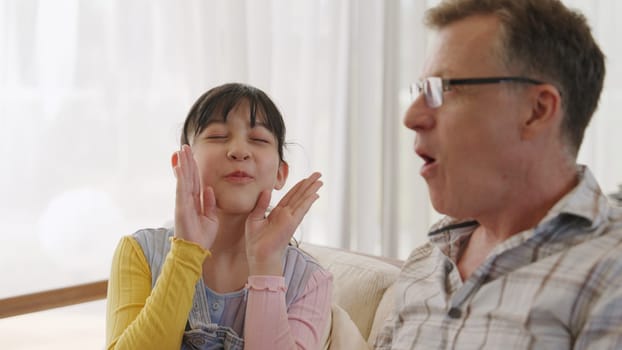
[411,78,443,108]
[425,78,443,108]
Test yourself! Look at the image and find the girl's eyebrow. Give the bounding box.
[204,119,269,129]
[204,120,225,126]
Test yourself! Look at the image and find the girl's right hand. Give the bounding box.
[171,144,218,250]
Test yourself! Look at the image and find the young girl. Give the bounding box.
[105,83,333,349]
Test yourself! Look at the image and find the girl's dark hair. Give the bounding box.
[181,83,286,161]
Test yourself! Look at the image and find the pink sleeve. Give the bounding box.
[244,269,333,350]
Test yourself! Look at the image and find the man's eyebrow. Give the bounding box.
[422,67,457,78]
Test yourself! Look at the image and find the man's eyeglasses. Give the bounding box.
[410,76,544,109]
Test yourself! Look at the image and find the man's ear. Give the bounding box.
[274,161,289,190]
[521,84,562,140]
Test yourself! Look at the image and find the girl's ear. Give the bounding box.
[274,161,289,190]
[171,151,180,169]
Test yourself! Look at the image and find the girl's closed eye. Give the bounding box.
[249,129,275,144]
[202,125,228,141]
[251,137,270,143]
[206,134,227,140]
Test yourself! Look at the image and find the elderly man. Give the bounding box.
[375,0,622,349]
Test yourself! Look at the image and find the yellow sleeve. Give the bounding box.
[105,235,209,350]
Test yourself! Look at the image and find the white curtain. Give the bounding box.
[566,1,622,199]
[1,0,621,299]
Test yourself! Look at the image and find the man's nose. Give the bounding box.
[403,94,435,132]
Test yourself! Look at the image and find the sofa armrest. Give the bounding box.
[300,243,402,342]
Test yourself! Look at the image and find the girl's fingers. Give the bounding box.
[288,179,323,211]
[292,193,320,220]
[174,146,205,215]
[277,172,318,206]
[174,155,185,202]
[278,172,322,208]
[202,186,216,217]
[175,149,190,196]
[178,147,186,182]
[282,177,323,213]
[187,145,201,194]
[287,184,322,223]
[248,190,272,222]
[183,146,202,213]
[183,145,194,186]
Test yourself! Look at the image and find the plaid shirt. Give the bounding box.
[375,166,622,349]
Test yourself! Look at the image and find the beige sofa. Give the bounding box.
[301,244,403,349]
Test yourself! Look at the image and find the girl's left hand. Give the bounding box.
[245,172,323,276]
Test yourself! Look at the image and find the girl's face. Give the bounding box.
[191,100,288,214]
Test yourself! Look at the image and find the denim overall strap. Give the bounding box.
[133,227,174,287]
[281,245,323,308]
[187,276,213,328]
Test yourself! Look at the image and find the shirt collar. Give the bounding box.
[539,165,609,230]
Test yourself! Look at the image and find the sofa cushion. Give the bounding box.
[301,244,401,341]
[367,281,397,347]
[321,303,369,350]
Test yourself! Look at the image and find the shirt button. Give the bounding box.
[212,302,220,310]
[445,261,454,273]
[448,307,462,319]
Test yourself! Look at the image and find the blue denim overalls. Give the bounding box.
[133,228,323,350]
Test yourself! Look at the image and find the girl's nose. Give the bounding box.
[227,141,251,161]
